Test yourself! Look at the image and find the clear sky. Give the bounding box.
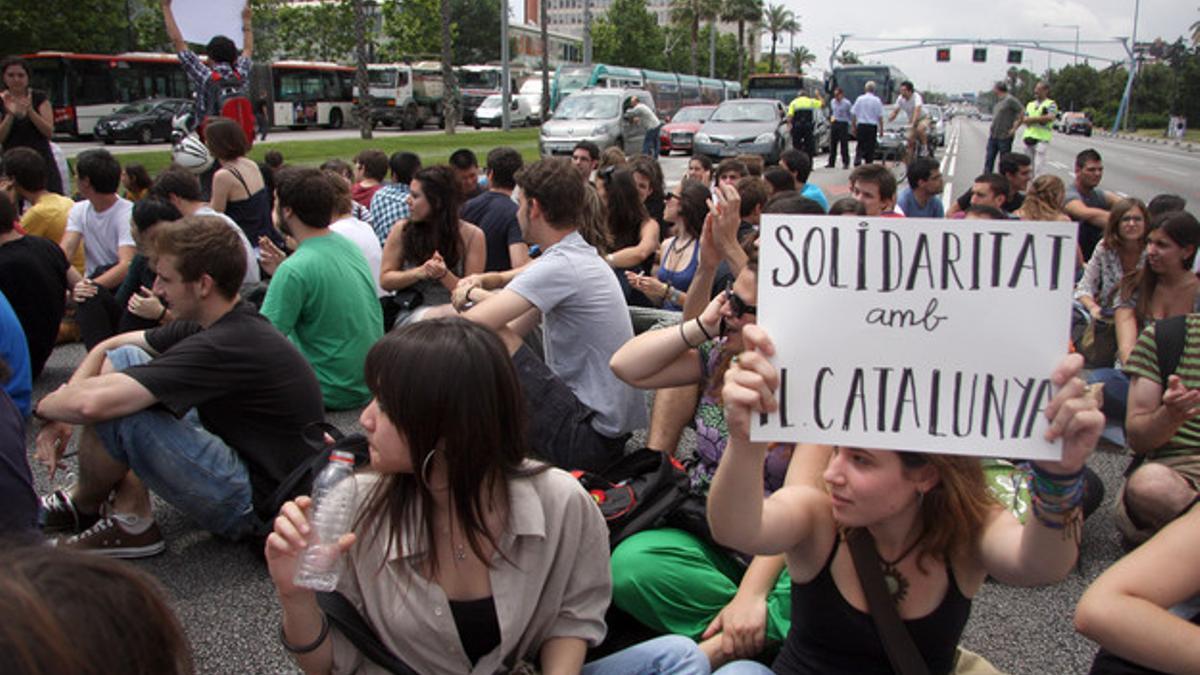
[514,0,1191,94]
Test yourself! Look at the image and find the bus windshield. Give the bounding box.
[832,66,903,103]
[459,70,500,89]
[369,69,396,87]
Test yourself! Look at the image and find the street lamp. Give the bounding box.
[1043,23,1080,66]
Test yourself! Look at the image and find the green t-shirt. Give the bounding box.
[1123,314,1200,458]
[261,233,383,410]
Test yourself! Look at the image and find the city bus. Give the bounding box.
[745,73,825,105]
[21,51,356,137]
[550,63,738,119]
[828,64,909,104]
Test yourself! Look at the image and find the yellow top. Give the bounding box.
[21,192,84,274]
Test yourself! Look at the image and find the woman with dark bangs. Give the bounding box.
[708,325,1104,674]
[381,166,485,327]
[597,167,660,307]
[266,319,709,675]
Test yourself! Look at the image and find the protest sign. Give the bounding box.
[752,215,1077,460]
[175,0,245,49]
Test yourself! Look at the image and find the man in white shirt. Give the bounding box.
[624,95,662,158]
[887,80,930,160]
[850,81,884,166]
[59,149,134,293]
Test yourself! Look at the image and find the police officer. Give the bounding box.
[1019,81,1057,178]
[787,87,823,159]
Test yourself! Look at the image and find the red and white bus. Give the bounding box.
[21,51,356,137]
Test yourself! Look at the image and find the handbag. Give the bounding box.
[1078,318,1118,368]
[572,448,690,547]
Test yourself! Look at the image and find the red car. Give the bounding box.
[659,105,716,155]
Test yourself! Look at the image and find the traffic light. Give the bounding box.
[1007,49,1023,64]
[972,48,987,63]
[936,48,951,62]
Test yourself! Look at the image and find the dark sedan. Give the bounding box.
[93,98,192,145]
[659,105,715,155]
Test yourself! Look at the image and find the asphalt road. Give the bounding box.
[24,125,1193,674]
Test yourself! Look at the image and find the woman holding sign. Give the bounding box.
[708,325,1104,675]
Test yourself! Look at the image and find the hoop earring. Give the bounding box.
[420,449,438,485]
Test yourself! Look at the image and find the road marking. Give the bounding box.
[1161,167,1187,176]
[1049,161,1067,170]
[942,182,953,206]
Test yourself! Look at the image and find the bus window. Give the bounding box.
[73,61,116,106]
[112,68,145,103]
[276,72,304,101]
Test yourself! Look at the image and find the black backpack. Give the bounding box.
[200,68,255,145]
[571,448,690,548]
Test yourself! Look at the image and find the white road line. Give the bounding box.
[1161,167,1187,176]
[942,182,953,206]
[1049,161,1067,170]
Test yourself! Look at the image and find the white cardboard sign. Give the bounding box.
[752,215,1077,460]
[174,0,245,49]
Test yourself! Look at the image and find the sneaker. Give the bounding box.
[40,490,100,534]
[57,514,165,559]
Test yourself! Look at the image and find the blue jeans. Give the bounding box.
[583,635,711,675]
[713,660,773,674]
[94,346,260,540]
[983,136,1013,173]
[644,125,663,158]
[1088,367,1130,429]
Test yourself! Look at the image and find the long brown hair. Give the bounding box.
[898,453,996,570]
[1020,175,1066,222]
[1133,210,1200,323]
[355,319,545,577]
[0,545,194,674]
[1101,198,1148,252]
[400,166,463,270]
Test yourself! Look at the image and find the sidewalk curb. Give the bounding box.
[1097,130,1195,153]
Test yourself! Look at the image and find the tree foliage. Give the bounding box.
[721,0,762,84]
[761,3,798,73]
[265,1,357,62]
[592,0,665,71]
[379,0,500,64]
[663,25,738,80]
[2,0,137,56]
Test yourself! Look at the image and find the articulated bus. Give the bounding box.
[22,51,355,137]
[551,63,739,119]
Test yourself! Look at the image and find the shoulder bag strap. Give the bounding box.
[845,528,932,675]
[316,591,420,675]
[1155,314,1188,381]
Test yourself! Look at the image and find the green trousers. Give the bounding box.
[611,528,792,641]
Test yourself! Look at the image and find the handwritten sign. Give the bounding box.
[175,0,245,49]
[752,215,1077,460]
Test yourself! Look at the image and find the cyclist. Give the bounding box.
[887,81,930,161]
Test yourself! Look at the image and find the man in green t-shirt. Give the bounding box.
[1121,313,1200,545]
[261,168,383,410]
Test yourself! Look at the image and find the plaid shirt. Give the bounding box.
[178,50,251,120]
[369,183,411,246]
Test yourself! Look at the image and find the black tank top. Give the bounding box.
[448,595,501,666]
[223,165,282,246]
[773,540,971,675]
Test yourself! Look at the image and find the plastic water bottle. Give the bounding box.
[294,451,357,591]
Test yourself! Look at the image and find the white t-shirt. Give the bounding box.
[194,206,262,284]
[897,91,925,121]
[66,197,134,276]
[329,216,386,298]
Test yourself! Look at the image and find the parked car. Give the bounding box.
[925,104,946,147]
[94,98,192,145]
[539,87,655,157]
[518,79,543,120]
[473,94,537,128]
[693,98,791,165]
[1057,111,1093,136]
[659,105,715,155]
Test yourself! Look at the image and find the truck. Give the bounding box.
[359,62,446,130]
[457,64,528,124]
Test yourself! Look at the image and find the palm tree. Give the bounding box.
[671,0,720,75]
[439,0,458,133]
[1191,7,1200,46]
[722,0,762,84]
[762,3,797,73]
[791,45,816,74]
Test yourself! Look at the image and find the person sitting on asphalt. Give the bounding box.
[449,148,484,201]
[463,147,530,273]
[707,330,1103,675]
[964,204,1009,220]
[206,118,279,247]
[1015,174,1070,224]
[688,154,714,188]
[955,173,1011,220]
[149,167,260,288]
[896,157,945,218]
[265,319,706,675]
[461,158,647,472]
[3,147,82,274]
[778,149,829,212]
[260,167,382,410]
[948,152,1031,218]
[762,167,796,201]
[848,164,900,217]
[351,149,388,209]
[33,215,325,557]
[597,167,660,307]
[322,170,386,303]
[380,165,486,327]
[74,198,182,351]
[0,355,37,537]
[1065,148,1120,262]
[571,140,601,182]
[627,180,710,327]
[829,196,866,216]
[0,190,73,381]
[319,159,371,222]
[1074,199,1150,367]
[630,155,668,239]
[1075,498,1200,674]
[59,149,135,306]
[716,159,749,191]
[0,292,32,419]
[367,151,420,247]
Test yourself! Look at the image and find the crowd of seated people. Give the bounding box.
[5,115,1200,675]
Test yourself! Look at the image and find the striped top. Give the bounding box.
[1124,314,1200,458]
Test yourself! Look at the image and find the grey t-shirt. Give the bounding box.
[990,94,1024,139]
[507,231,647,437]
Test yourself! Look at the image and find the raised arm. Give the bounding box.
[609,292,724,389]
[160,0,187,53]
[605,218,659,269]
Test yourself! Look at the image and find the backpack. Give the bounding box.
[200,68,255,148]
[571,448,690,548]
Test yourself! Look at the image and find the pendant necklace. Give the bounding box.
[878,532,924,604]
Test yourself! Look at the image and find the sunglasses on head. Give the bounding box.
[724,280,757,317]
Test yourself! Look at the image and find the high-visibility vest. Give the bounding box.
[1023,98,1057,143]
[789,96,821,126]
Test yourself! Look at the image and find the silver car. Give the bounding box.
[539,87,655,157]
[925,104,946,147]
[693,99,791,165]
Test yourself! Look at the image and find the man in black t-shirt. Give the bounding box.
[33,216,324,557]
[947,153,1030,217]
[0,192,73,380]
[462,147,530,272]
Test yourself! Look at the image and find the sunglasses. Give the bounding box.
[665,192,681,201]
[723,280,757,317]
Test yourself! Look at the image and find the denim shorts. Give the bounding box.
[94,345,259,540]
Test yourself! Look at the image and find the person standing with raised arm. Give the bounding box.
[161,0,254,127]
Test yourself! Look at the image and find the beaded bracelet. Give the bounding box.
[1028,465,1085,530]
